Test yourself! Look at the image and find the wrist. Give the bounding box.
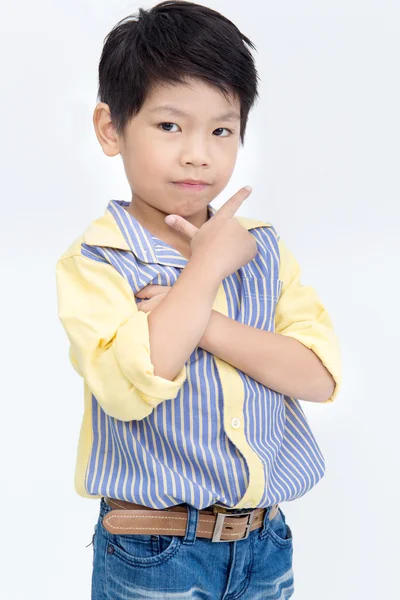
[186,254,223,288]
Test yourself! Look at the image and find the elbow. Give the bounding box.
[315,374,336,403]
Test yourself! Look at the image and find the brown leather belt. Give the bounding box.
[102,497,279,543]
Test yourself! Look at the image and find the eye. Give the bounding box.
[158,122,180,132]
[213,128,233,137]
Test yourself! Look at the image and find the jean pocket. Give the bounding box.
[108,533,181,567]
[267,508,293,548]
[111,531,180,559]
[100,513,182,567]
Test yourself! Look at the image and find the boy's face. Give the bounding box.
[93,77,241,231]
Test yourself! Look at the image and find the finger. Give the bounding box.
[135,287,149,299]
[136,285,171,298]
[138,298,154,312]
[138,294,168,312]
[215,185,252,219]
[165,215,199,239]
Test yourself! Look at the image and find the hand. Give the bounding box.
[135,284,172,313]
[165,186,257,281]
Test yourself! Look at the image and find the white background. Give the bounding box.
[1,1,399,598]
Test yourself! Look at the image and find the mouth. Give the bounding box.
[172,181,209,191]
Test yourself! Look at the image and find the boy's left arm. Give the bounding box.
[198,236,342,404]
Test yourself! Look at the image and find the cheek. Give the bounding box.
[135,151,173,187]
[223,147,239,174]
[124,130,166,178]
[213,146,238,183]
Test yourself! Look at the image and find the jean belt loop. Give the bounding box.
[182,504,199,545]
[260,505,274,538]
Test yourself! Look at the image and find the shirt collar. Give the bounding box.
[83,199,271,266]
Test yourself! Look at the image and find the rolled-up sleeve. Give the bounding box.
[55,253,187,420]
[275,238,342,403]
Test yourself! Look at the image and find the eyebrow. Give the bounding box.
[148,104,241,121]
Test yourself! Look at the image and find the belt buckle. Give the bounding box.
[211,509,255,543]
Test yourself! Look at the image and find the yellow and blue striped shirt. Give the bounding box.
[55,199,341,510]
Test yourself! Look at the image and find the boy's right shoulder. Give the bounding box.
[57,209,130,263]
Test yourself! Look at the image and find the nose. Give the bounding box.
[179,134,211,167]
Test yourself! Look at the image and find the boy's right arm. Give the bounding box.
[144,255,221,382]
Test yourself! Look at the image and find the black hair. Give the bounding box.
[97,1,260,145]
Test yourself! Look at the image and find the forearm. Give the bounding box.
[199,311,335,403]
[148,258,220,381]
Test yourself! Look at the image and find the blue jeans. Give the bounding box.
[92,497,294,599]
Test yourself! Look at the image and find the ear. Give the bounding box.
[92,102,121,157]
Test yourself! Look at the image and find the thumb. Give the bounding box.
[165,215,198,239]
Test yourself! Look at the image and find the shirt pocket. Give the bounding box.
[239,276,283,332]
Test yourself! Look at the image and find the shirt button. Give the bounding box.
[231,418,241,429]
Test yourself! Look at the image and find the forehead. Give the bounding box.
[143,78,241,119]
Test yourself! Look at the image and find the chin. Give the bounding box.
[177,206,208,219]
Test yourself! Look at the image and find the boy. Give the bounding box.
[56,2,341,598]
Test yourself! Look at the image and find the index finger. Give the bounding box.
[215,186,252,219]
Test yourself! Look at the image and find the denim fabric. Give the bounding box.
[91,497,294,599]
